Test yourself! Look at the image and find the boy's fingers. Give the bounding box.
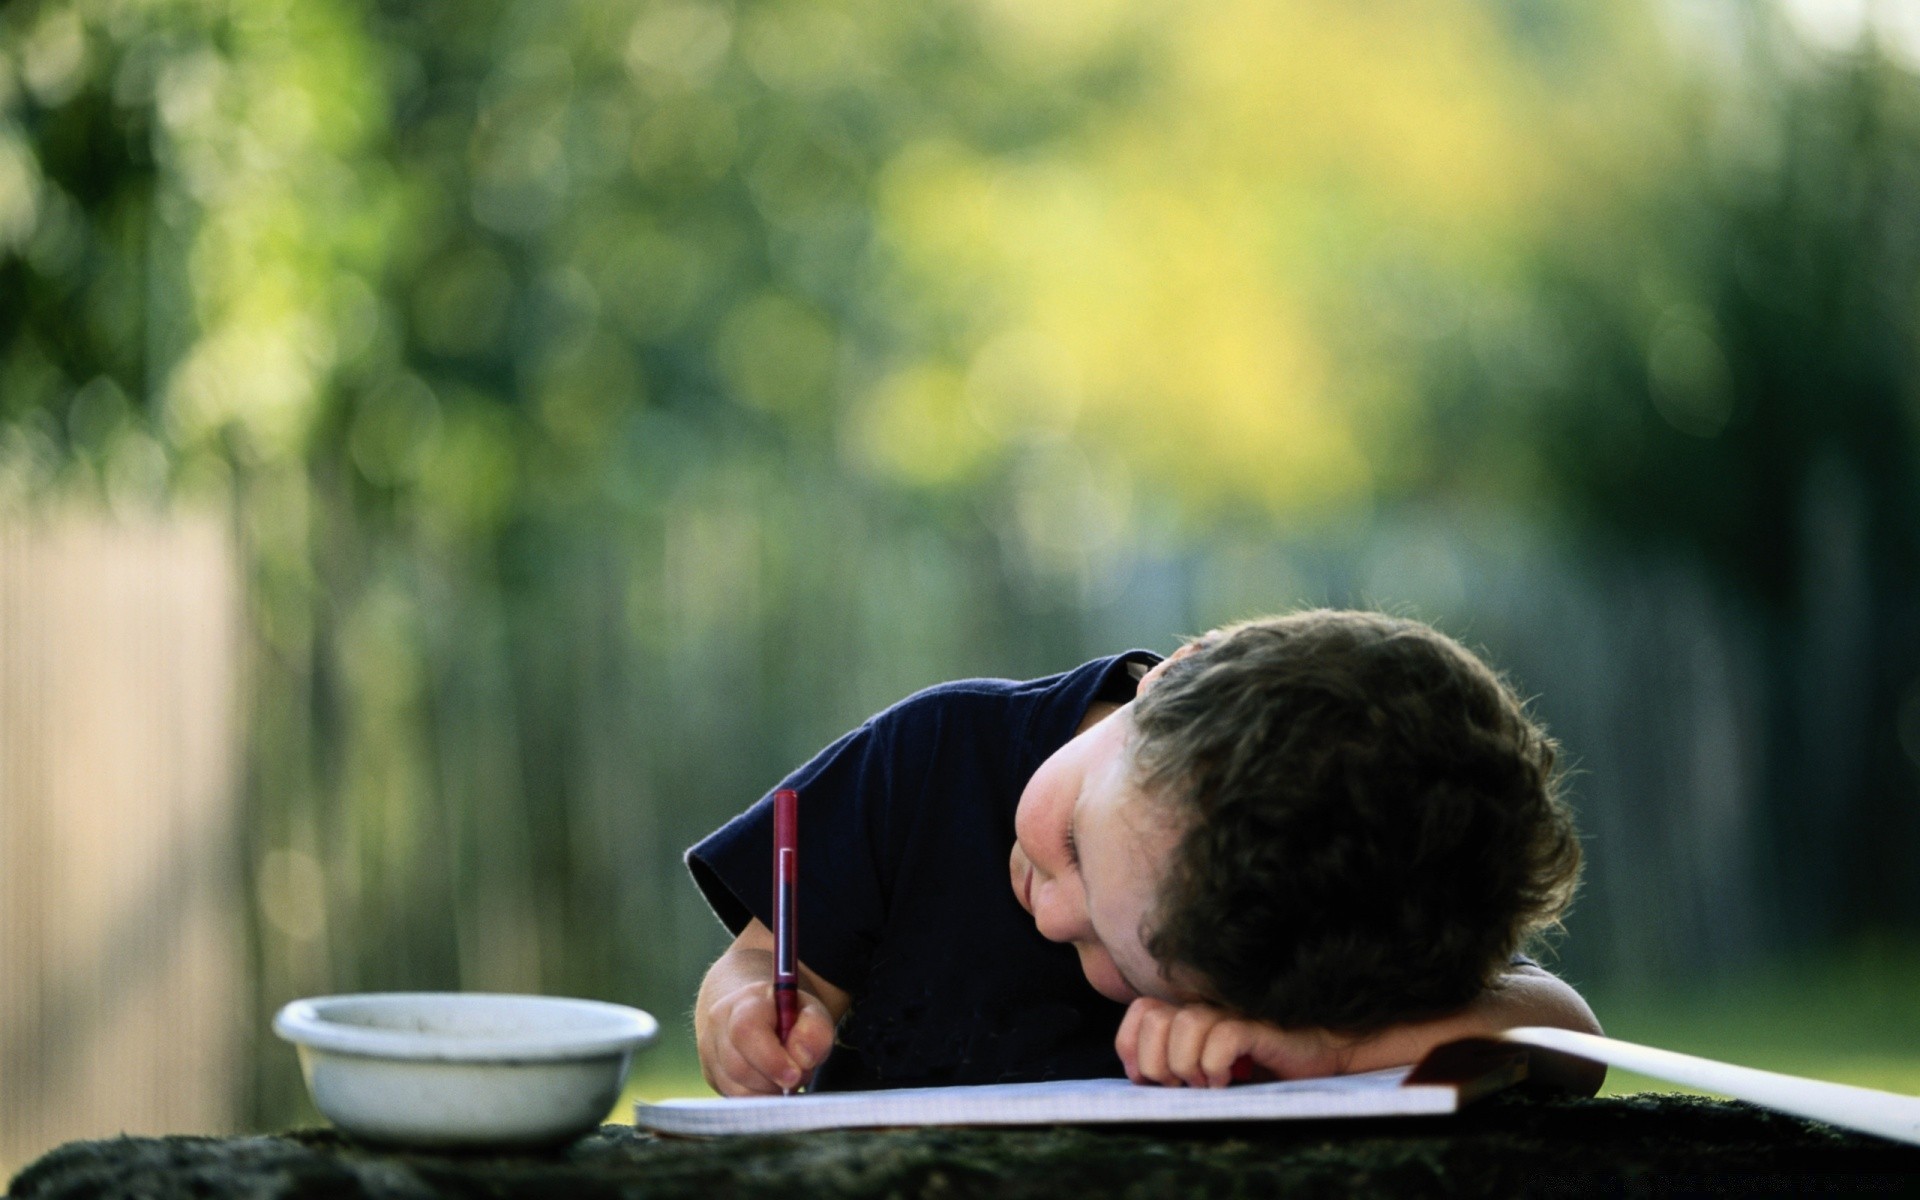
[713,1042,785,1096]
[1166,1006,1220,1088]
[789,1003,835,1072]
[700,997,754,1095]
[1115,1000,1150,1082]
[718,1028,788,1094]
[1118,999,1171,1083]
[1200,1024,1254,1088]
[728,995,808,1090]
[710,1058,765,1096]
[1134,1004,1174,1085]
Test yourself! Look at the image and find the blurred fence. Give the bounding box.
[1091,527,1774,988]
[0,498,1908,1150]
[235,488,1880,1079]
[0,512,243,1171]
[1098,508,1913,989]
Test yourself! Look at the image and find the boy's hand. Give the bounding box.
[1116,998,1355,1087]
[694,919,851,1097]
[700,979,837,1096]
[1116,967,1606,1093]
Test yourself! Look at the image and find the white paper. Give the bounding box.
[634,1066,1475,1136]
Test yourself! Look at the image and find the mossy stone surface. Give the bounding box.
[9,1094,1918,1199]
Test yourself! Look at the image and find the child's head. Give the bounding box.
[1131,610,1580,1031]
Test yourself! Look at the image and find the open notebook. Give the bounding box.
[634,1038,1526,1136]
[1499,1026,1920,1147]
[636,1028,1920,1144]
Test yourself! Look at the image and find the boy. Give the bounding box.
[690,610,1603,1095]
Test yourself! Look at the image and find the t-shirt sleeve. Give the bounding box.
[685,717,908,996]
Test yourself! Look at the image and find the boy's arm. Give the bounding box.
[1333,964,1606,1093]
[1117,965,1606,1095]
[696,918,853,1096]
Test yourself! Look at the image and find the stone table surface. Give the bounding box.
[8,1093,1919,1199]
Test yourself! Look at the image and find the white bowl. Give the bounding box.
[273,992,659,1148]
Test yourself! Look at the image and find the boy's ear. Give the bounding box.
[1138,636,1214,696]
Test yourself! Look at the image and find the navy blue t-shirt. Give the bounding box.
[687,651,1161,1091]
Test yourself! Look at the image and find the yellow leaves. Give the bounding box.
[851,364,992,487]
[875,139,1006,301]
[1168,0,1553,242]
[1006,175,1367,515]
[965,330,1083,440]
[850,329,1086,490]
[46,0,1676,534]
[869,0,1634,523]
[969,0,1141,75]
[873,124,1365,517]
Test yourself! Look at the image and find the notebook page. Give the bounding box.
[636,1066,1471,1136]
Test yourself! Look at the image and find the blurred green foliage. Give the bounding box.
[1594,939,1920,1097]
[1438,40,1920,947]
[3,0,1918,1128]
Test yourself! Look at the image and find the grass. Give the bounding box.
[609,1027,714,1121]
[1587,942,1920,1097]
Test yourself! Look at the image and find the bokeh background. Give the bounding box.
[3,0,1919,1170]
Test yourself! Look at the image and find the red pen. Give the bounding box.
[772,787,800,1093]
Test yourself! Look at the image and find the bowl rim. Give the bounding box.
[273,992,659,1063]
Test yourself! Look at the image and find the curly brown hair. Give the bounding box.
[1132,610,1580,1033]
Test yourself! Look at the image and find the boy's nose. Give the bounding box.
[1009,846,1035,915]
[1028,875,1088,944]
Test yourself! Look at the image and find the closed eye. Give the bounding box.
[1064,818,1080,870]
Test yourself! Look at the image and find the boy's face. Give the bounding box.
[1009,701,1198,1006]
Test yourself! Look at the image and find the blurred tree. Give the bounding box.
[6,0,1920,1132]
[1436,30,1920,948]
[1,0,1172,1123]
